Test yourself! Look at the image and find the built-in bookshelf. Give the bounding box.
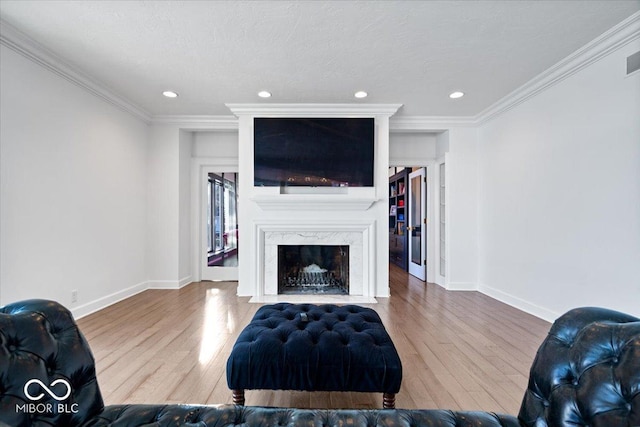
[389,169,408,270]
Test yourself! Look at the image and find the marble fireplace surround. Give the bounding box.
[250,220,377,304]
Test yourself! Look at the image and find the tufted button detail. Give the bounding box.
[0,299,107,426]
[227,303,402,397]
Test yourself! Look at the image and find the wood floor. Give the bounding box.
[77,264,550,414]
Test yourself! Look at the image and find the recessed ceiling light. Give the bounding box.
[162,90,179,98]
[354,91,368,99]
[258,91,272,98]
[449,91,464,99]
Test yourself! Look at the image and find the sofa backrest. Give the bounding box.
[0,299,104,426]
[519,307,640,427]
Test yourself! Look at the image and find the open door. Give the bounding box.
[408,168,426,280]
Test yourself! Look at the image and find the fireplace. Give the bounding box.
[251,221,376,303]
[278,245,349,295]
[231,103,400,302]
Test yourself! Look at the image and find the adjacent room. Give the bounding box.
[1,1,639,426]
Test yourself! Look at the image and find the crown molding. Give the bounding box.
[0,19,152,123]
[3,8,637,132]
[151,115,239,130]
[476,11,640,125]
[151,114,475,133]
[226,103,403,117]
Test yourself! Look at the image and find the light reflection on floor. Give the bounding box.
[198,287,235,364]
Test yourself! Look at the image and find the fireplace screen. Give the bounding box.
[277,245,349,295]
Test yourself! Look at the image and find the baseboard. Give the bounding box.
[179,275,193,288]
[71,280,148,319]
[148,276,193,289]
[446,281,477,291]
[478,283,560,322]
[147,280,176,289]
[70,276,195,319]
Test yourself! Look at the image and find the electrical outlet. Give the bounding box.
[71,290,78,303]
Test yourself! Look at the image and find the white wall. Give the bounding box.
[192,131,239,159]
[389,132,437,165]
[178,130,193,284]
[146,125,198,289]
[436,131,450,159]
[146,125,180,287]
[0,45,148,314]
[445,128,479,290]
[478,40,640,319]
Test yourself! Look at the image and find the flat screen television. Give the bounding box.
[254,117,375,187]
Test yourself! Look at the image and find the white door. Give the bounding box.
[200,171,239,281]
[408,168,426,280]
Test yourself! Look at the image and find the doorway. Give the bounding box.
[408,168,426,280]
[201,171,239,281]
[388,166,428,281]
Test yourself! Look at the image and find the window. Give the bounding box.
[207,172,238,267]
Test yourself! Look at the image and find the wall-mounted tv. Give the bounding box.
[254,117,375,187]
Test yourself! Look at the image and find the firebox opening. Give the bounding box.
[277,245,349,295]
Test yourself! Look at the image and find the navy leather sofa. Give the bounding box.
[0,299,638,427]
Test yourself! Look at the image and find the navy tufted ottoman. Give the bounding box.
[226,303,402,408]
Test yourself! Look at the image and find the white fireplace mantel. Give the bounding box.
[250,194,378,211]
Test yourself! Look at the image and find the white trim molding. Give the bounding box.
[476,11,640,124]
[152,115,239,130]
[179,276,193,288]
[390,116,476,132]
[445,282,477,291]
[250,195,378,211]
[3,10,638,130]
[478,283,560,323]
[147,277,192,289]
[191,158,240,283]
[227,103,402,117]
[0,19,152,123]
[71,280,148,319]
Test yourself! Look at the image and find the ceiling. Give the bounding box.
[1,1,638,118]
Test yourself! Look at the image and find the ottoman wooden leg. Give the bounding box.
[232,389,245,405]
[383,393,395,409]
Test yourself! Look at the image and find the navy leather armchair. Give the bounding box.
[0,299,638,427]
